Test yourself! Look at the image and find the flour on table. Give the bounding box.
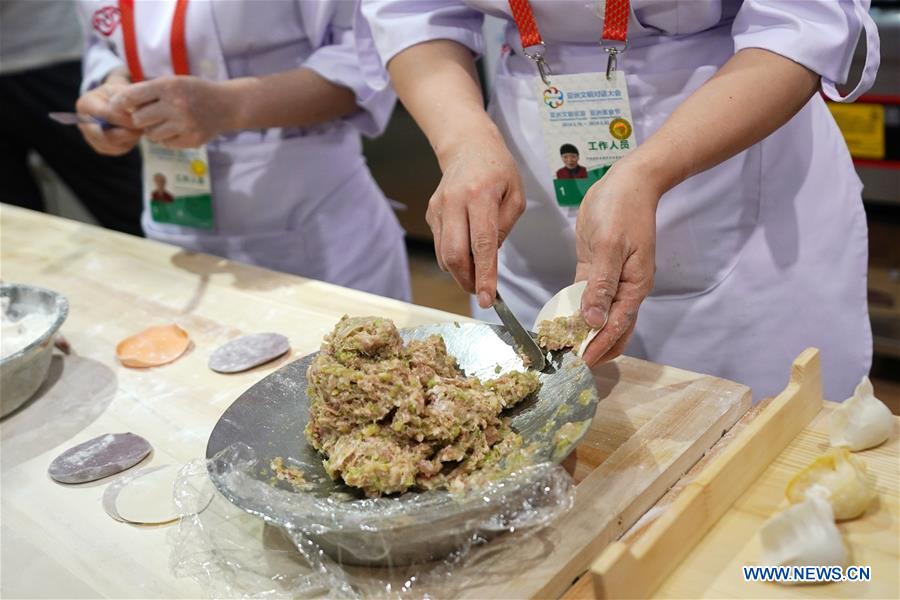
[48,432,152,484]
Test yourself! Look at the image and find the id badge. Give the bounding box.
[141,139,214,230]
[535,71,637,208]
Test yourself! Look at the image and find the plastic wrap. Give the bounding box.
[170,443,575,598]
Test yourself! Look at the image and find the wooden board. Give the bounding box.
[591,348,823,598]
[651,406,899,598]
[0,206,750,598]
[441,358,752,599]
[579,349,900,599]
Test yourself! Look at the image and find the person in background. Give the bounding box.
[75,0,410,301]
[0,0,143,235]
[556,144,587,179]
[359,0,880,400]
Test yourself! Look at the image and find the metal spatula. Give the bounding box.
[492,291,547,371]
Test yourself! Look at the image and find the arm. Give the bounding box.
[388,40,525,307]
[109,69,358,149]
[221,69,359,129]
[577,48,820,365]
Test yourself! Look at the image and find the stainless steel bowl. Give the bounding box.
[206,322,598,566]
[0,284,69,417]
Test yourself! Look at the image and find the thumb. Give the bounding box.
[580,244,625,329]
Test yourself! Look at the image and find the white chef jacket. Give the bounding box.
[359,0,881,399]
[78,0,411,301]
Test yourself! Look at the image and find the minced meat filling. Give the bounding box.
[537,312,591,351]
[305,316,541,497]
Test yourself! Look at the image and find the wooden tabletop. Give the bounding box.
[0,205,465,598]
[653,401,899,599]
[5,206,891,599]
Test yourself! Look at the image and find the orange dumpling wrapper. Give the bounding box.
[116,324,190,368]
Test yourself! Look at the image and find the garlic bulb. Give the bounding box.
[759,490,848,574]
[786,447,876,520]
[830,376,893,451]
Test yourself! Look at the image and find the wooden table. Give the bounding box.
[1,205,464,598]
[5,206,891,599]
[651,401,899,599]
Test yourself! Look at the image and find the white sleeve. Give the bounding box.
[77,2,125,93]
[356,0,485,91]
[301,0,396,137]
[732,0,880,103]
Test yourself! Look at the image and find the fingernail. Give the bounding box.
[584,307,608,328]
[478,291,492,308]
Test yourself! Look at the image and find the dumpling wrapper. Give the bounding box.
[106,464,213,525]
[830,376,894,451]
[785,446,876,520]
[533,281,602,357]
[759,489,848,581]
[116,324,190,368]
[208,332,290,373]
[48,432,151,484]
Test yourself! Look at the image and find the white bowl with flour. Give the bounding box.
[0,283,69,417]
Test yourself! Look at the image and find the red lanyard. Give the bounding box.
[119,0,191,83]
[508,0,629,49]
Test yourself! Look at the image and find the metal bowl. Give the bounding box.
[0,284,69,417]
[206,322,598,566]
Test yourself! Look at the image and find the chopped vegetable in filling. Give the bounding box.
[536,312,591,351]
[271,457,308,490]
[305,316,542,497]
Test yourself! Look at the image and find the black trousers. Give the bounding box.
[0,60,143,236]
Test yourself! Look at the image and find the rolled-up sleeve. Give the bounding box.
[732,0,869,87]
[302,0,397,137]
[78,2,125,95]
[356,0,485,92]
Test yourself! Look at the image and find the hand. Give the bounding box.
[75,70,143,156]
[110,76,238,149]
[575,158,660,366]
[427,125,525,308]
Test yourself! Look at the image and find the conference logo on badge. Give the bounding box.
[609,117,632,140]
[190,160,208,177]
[92,6,120,36]
[543,87,565,109]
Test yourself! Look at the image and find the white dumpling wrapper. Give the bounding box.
[830,376,894,451]
[533,281,602,357]
[759,488,848,581]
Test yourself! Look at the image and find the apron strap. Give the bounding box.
[821,0,880,104]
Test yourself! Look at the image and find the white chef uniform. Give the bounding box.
[78,0,411,301]
[359,0,881,400]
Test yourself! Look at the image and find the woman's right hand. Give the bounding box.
[427,123,525,309]
[75,69,143,156]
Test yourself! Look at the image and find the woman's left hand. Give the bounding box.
[110,76,238,148]
[575,157,661,366]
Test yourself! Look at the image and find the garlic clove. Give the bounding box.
[759,490,848,578]
[830,376,894,452]
[786,447,876,520]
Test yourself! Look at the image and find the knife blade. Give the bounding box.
[48,112,111,129]
[492,290,547,371]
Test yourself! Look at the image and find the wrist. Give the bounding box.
[104,67,131,86]
[619,132,692,197]
[434,113,504,170]
[216,78,254,132]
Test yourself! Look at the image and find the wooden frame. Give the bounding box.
[591,348,823,599]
